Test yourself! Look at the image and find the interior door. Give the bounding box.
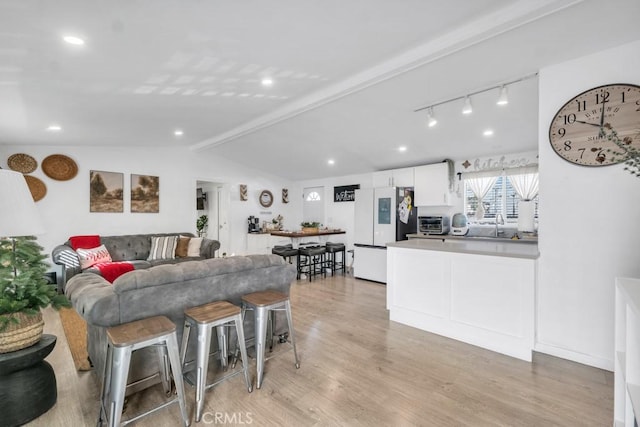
[302,186,324,224]
[216,184,230,256]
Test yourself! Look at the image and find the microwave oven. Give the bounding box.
[418,215,450,235]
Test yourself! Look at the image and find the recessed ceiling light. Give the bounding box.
[174,129,184,136]
[63,35,85,46]
[483,129,494,137]
[46,124,62,132]
[327,159,335,165]
[261,77,274,87]
[398,146,407,152]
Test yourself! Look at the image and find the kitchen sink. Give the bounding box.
[461,225,536,242]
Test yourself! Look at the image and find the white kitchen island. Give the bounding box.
[386,238,539,362]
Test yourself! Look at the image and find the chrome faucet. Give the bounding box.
[495,213,504,237]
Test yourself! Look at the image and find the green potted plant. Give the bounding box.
[196,214,209,237]
[300,221,321,233]
[0,236,70,353]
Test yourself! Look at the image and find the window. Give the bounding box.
[305,191,321,202]
[464,171,539,222]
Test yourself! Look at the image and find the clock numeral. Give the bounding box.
[563,140,572,151]
[563,114,576,125]
[636,100,640,112]
[577,148,585,159]
[622,91,626,103]
[575,100,586,111]
[595,91,610,104]
[558,128,566,137]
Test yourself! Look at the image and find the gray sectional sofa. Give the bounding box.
[65,254,297,394]
[52,232,220,292]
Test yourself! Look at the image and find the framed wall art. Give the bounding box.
[90,170,123,213]
[131,174,159,213]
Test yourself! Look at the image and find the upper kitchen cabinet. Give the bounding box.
[372,167,414,188]
[414,162,453,206]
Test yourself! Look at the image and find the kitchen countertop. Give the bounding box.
[388,237,539,259]
[407,232,538,243]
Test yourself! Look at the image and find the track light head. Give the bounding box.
[426,108,437,127]
[462,96,473,115]
[497,85,509,106]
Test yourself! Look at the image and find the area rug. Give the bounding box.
[58,307,92,371]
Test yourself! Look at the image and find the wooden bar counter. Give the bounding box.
[270,229,345,238]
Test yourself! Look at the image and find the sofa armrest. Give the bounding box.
[65,273,120,327]
[200,238,220,258]
[51,244,83,291]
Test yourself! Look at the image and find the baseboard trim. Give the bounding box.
[534,342,613,371]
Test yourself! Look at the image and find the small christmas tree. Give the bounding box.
[0,236,70,331]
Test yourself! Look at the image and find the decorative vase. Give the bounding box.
[0,311,44,353]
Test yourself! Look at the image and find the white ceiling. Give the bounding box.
[1,0,639,180]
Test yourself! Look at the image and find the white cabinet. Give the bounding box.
[387,245,535,361]
[354,188,374,245]
[353,246,387,283]
[372,167,415,188]
[414,162,452,206]
[614,277,640,426]
[246,234,291,255]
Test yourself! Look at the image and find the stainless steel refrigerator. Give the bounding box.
[353,187,417,283]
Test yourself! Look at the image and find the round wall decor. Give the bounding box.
[259,190,273,208]
[7,153,37,174]
[24,175,47,202]
[42,154,78,180]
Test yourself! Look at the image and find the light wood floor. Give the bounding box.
[30,275,613,426]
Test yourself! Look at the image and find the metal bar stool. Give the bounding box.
[180,301,252,423]
[325,242,346,276]
[297,244,326,281]
[97,316,189,427]
[272,244,300,276]
[237,290,299,389]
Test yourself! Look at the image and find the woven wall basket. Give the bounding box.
[0,311,44,354]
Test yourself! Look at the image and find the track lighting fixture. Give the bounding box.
[462,96,473,115]
[426,107,437,128]
[497,85,509,106]
[413,73,537,122]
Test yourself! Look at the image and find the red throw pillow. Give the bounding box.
[69,235,101,250]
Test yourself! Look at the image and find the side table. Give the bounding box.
[0,334,57,426]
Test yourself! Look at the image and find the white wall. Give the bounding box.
[537,39,640,370]
[0,144,295,265]
[294,172,373,251]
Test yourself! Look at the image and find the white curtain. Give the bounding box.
[505,165,539,201]
[464,173,498,220]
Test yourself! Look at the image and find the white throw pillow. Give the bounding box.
[77,244,112,269]
[147,235,178,261]
[187,237,203,257]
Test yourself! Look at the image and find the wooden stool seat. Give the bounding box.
[107,316,176,347]
[241,290,289,307]
[184,301,240,324]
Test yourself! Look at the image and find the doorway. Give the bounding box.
[196,181,230,256]
[303,186,324,225]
